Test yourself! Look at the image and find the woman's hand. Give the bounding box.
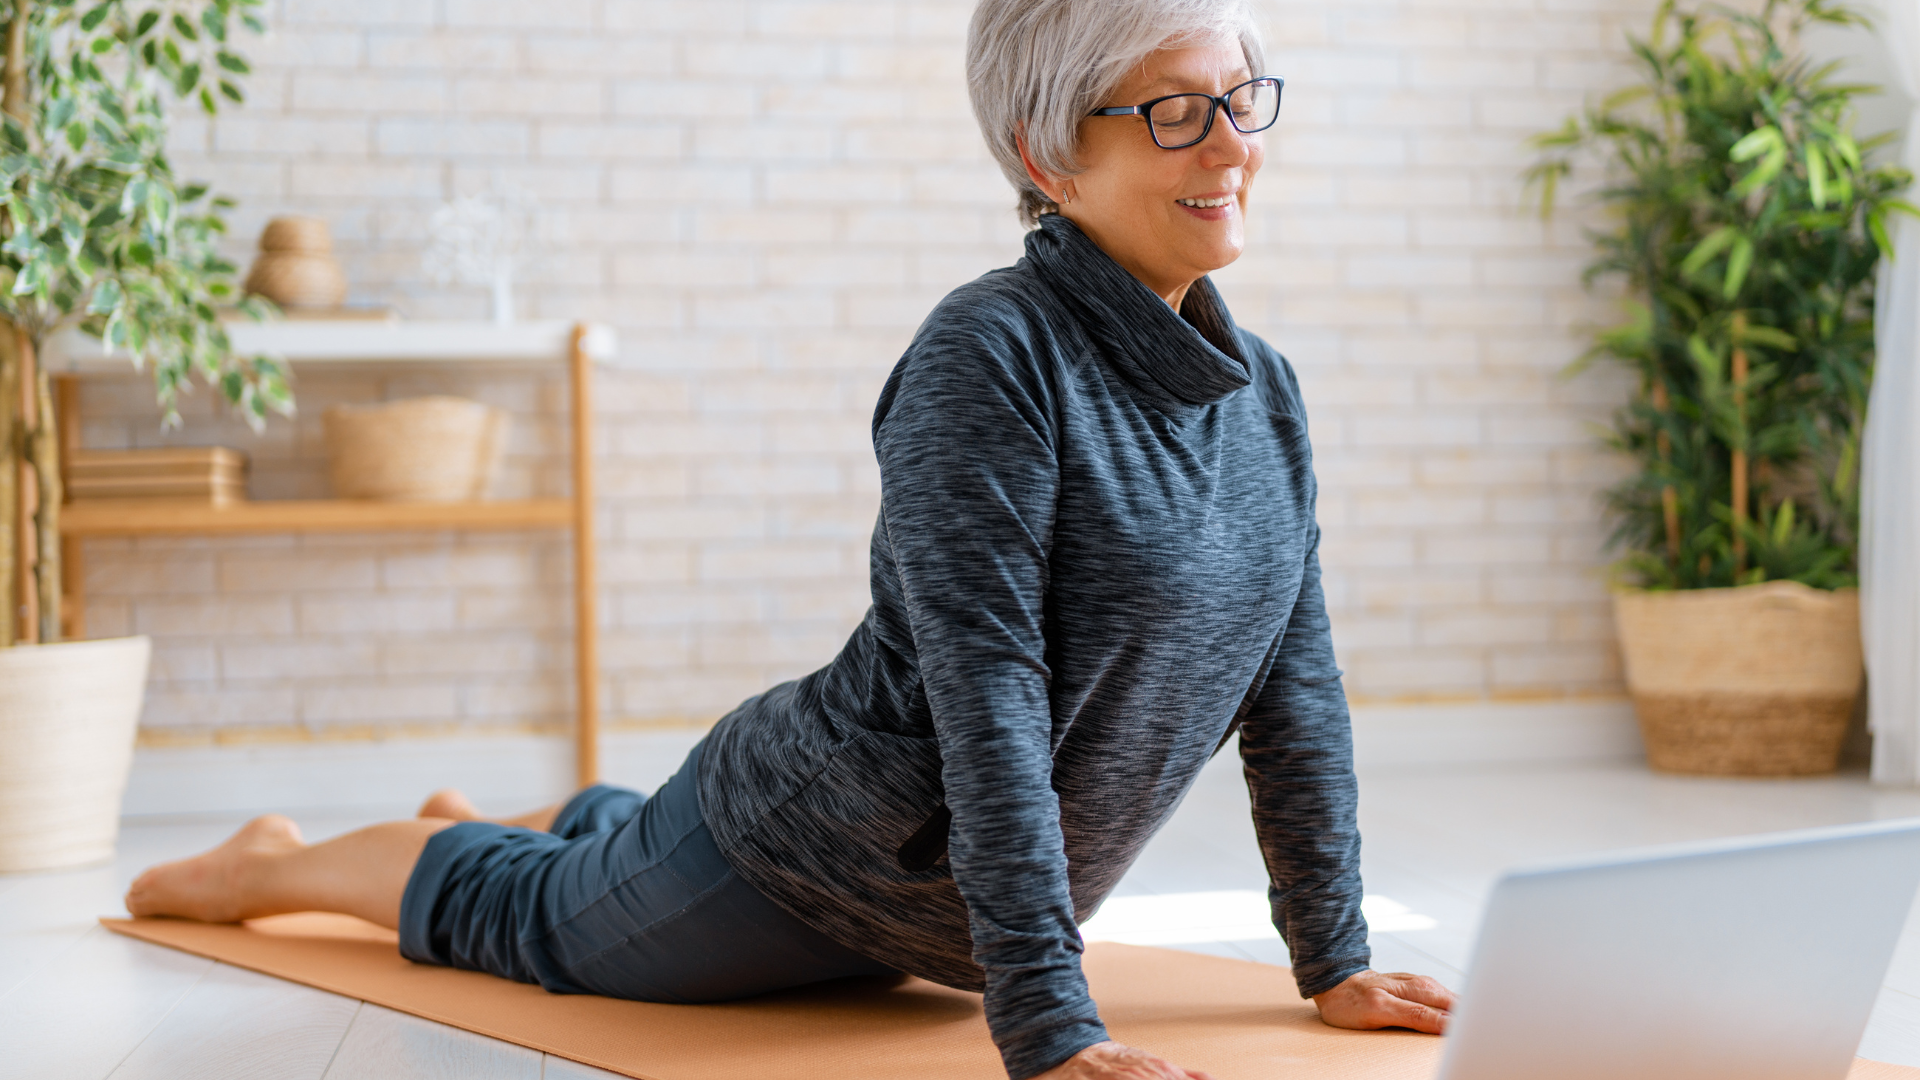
[1313,969,1456,1035]
[1031,1040,1215,1080]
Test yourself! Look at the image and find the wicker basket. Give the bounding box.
[1614,582,1862,776]
[323,396,509,502]
[0,636,152,872]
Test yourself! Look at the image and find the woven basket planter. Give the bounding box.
[0,636,151,872]
[1614,582,1861,776]
[323,396,509,502]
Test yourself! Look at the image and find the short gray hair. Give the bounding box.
[967,0,1265,226]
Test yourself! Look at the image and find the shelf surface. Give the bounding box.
[60,497,575,536]
[44,319,618,372]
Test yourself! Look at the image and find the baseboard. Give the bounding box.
[122,700,1644,818]
[1349,698,1643,769]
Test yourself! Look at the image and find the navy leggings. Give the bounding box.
[397,737,894,1002]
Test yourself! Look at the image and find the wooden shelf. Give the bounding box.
[47,318,606,787]
[43,318,619,372]
[60,497,573,537]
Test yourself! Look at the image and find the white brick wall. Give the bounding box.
[84,0,1664,743]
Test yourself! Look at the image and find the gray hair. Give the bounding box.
[966,0,1266,226]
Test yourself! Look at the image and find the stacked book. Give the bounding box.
[68,447,248,506]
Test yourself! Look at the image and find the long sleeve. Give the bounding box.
[872,326,1109,1079]
[1238,523,1373,998]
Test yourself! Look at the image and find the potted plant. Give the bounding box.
[1527,0,1914,775]
[0,0,283,872]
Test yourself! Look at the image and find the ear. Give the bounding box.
[1014,129,1064,205]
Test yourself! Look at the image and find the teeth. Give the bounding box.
[1178,196,1233,208]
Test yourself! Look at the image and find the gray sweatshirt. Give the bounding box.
[697,214,1370,1079]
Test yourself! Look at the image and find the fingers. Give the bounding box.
[1365,987,1448,1035]
[1378,971,1458,1013]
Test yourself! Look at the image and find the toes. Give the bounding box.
[418,789,478,821]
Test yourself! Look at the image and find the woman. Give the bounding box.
[127,1,1457,1077]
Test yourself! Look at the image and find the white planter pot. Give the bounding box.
[0,636,151,872]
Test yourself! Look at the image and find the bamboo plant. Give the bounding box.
[1527,0,1914,591]
[0,0,285,648]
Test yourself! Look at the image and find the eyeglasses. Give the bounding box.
[1088,76,1284,149]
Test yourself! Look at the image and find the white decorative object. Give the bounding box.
[0,636,152,872]
[422,191,543,326]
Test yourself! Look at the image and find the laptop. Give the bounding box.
[1437,817,1920,1080]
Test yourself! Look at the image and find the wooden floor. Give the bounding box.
[6,747,1920,1078]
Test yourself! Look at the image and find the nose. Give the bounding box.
[1196,104,1253,168]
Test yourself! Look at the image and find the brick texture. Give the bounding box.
[85,0,1659,741]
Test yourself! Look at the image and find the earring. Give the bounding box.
[1059,189,1072,206]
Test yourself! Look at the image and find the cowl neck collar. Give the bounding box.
[1023,214,1251,414]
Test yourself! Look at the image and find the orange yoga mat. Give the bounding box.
[103,915,1916,1080]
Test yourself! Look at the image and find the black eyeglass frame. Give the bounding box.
[1088,76,1285,149]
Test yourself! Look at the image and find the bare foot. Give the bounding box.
[125,814,306,923]
[417,788,482,821]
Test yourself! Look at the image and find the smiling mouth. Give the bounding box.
[1176,196,1233,208]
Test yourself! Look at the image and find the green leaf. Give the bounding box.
[202,7,227,42]
[88,277,122,314]
[1869,210,1894,260]
[215,51,249,74]
[218,80,242,103]
[172,12,199,41]
[1680,225,1740,277]
[135,10,160,37]
[1729,125,1780,162]
[1723,235,1754,298]
[79,4,112,31]
[1806,143,1828,208]
[64,121,86,151]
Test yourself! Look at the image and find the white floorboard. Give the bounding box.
[320,1004,542,1080]
[107,963,361,1080]
[540,1057,631,1080]
[0,925,214,1079]
[5,747,1920,1076]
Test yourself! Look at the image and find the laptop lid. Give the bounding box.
[1437,817,1920,1080]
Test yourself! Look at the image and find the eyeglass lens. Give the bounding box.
[1147,79,1281,148]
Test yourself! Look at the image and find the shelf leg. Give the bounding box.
[570,323,600,788]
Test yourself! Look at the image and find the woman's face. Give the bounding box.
[1026,42,1265,308]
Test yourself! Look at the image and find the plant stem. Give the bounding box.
[1731,312,1749,577]
[1651,378,1681,569]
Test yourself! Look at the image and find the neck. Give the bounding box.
[1056,209,1197,312]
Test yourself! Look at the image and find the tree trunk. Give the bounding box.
[4,7,26,127]
[29,349,57,643]
[0,327,14,648]
[0,8,25,648]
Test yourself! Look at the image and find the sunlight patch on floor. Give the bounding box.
[1080,890,1437,946]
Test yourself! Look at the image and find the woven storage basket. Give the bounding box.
[1613,582,1861,776]
[323,396,509,502]
[0,636,151,872]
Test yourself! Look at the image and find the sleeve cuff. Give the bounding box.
[1001,1017,1109,1080]
[1292,954,1373,1000]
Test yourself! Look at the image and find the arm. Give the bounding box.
[1240,526,1455,1032]
[873,328,1106,1079]
[1237,524,1372,998]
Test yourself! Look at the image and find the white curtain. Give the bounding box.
[1864,0,1920,783]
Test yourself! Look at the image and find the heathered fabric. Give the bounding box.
[697,214,1370,1079]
